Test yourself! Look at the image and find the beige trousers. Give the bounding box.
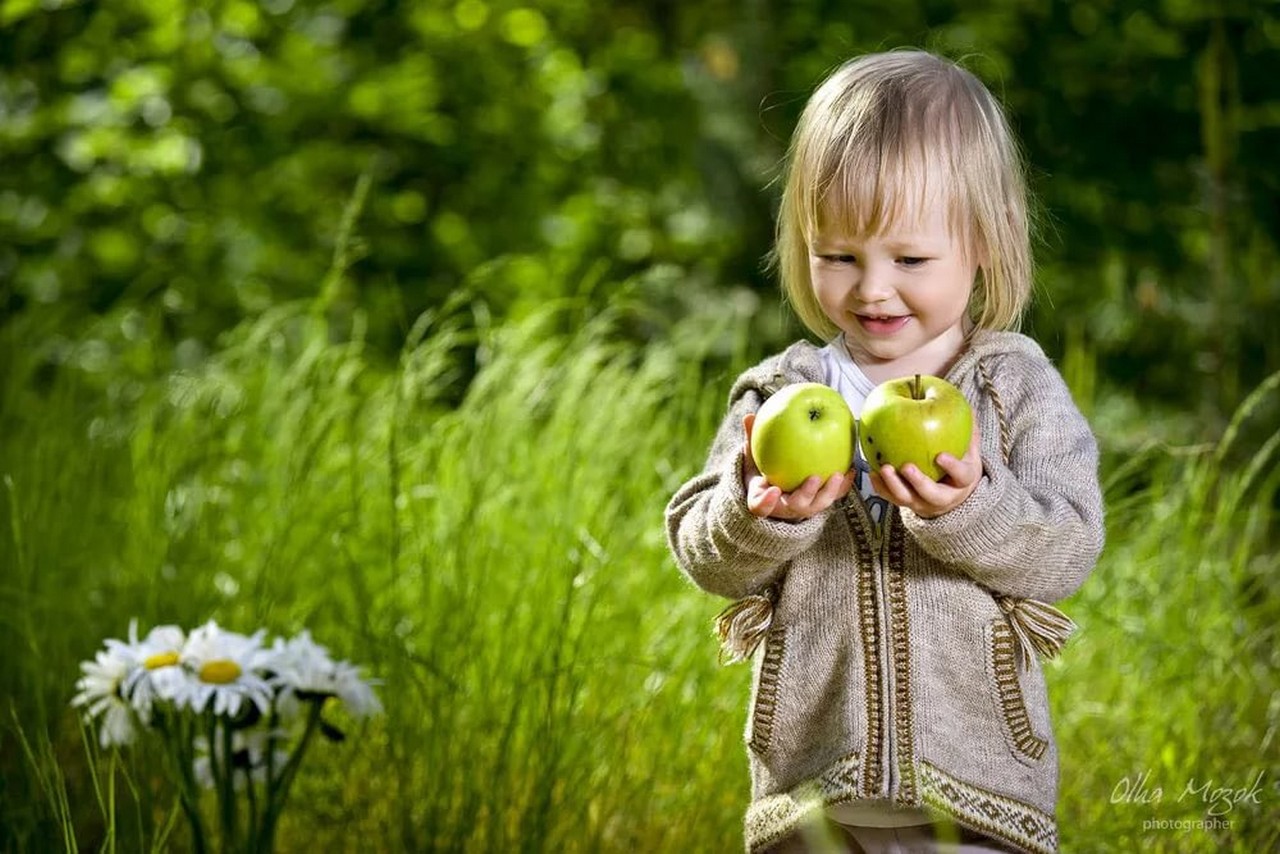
[765,818,1017,853]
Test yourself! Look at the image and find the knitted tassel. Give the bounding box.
[996,596,1078,670]
[715,587,777,665]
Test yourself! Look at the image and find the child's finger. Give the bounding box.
[828,471,853,498]
[812,472,852,509]
[933,453,975,488]
[935,426,983,486]
[874,465,914,506]
[747,479,780,517]
[868,466,896,499]
[867,468,886,500]
[788,475,824,504]
[741,413,763,479]
[899,463,950,506]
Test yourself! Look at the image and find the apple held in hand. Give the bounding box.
[750,383,854,492]
[859,374,973,482]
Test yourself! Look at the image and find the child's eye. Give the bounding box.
[899,256,928,267]
[820,254,858,265]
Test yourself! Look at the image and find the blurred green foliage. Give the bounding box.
[2,0,1279,418]
[2,3,1279,850]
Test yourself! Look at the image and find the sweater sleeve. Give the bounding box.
[664,363,829,601]
[900,353,1105,603]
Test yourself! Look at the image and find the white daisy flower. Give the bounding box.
[329,659,382,718]
[267,631,382,718]
[177,621,273,718]
[121,622,191,719]
[72,640,140,748]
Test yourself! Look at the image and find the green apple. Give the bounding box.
[858,374,973,481]
[750,382,854,492]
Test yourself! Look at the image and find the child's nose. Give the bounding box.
[854,265,894,302]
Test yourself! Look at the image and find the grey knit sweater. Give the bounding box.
[665,331,1105,854]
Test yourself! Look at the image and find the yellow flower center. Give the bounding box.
[144,651,180,669]
[199,659,242,684]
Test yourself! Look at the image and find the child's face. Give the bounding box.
[808,197,978,378]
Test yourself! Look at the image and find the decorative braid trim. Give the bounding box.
[744,753,861,852]
[976,359,1012,465]
[885,522,918,803]
[850,504,883,797]
[919,762,1057,854]
[989,621,1049,762]
[748,627,787,754]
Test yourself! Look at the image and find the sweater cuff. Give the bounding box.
[710,451,827,559]
[899,454,1018,565]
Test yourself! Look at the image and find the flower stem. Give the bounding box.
[222,715,241,851]
[256,701,323,854]
[156,712,208,854]
[246,762,259,853]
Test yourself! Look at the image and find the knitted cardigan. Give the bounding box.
[665,331,1105,854]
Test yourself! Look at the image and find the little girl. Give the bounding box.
[665,51,1104,854]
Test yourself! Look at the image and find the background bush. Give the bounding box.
[3,0,1278,413]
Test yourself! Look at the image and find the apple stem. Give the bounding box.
[913,374,923,401]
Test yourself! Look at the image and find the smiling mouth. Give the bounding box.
[855,314,911,335]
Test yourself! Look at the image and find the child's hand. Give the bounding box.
[868,425,983,518]
[741,413,855,520]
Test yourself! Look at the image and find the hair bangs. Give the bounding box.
[813,93,970,247]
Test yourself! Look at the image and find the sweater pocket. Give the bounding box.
[985,618,1049,765]
[747,626,787,755]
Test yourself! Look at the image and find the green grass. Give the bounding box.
[1053,376,1280,852]
[1,293,1276,853]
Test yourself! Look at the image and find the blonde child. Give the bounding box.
[665,50,1104,854]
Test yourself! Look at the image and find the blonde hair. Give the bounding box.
[772,50,1033,339]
